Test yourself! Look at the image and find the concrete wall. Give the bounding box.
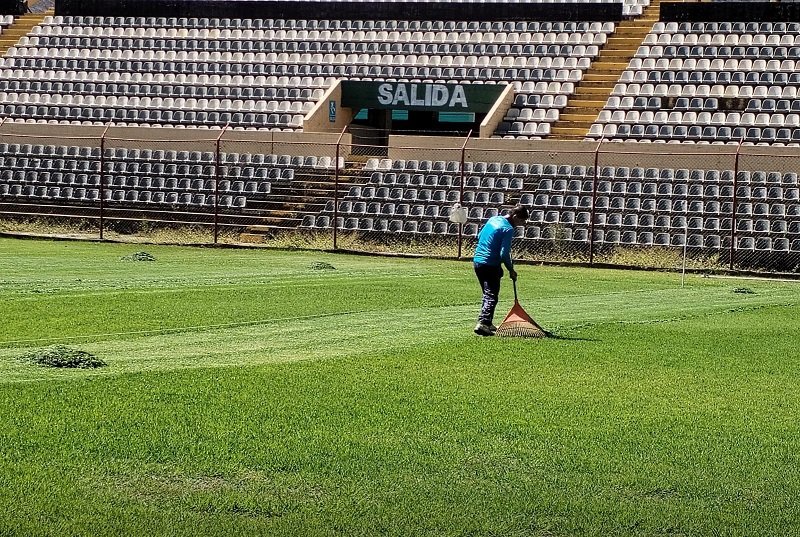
[0,122,351,158]
[387,135,800,173]
[479,84,515,139]
[0,120,796,173]
[303,80,355,135]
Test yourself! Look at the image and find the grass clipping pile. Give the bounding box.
[19,345,107,369]
[121,251,156,262]
[309,261,336,270]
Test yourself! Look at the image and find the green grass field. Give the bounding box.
[2,236,800,536]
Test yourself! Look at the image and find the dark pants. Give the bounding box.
[474,262,503,325]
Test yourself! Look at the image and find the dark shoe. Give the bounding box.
[474,323,495,336]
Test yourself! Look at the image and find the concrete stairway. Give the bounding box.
[549,0,661,140]
[0,11,50,56]
[239,161,361,242]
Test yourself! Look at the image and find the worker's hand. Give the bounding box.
[510,269,518,281]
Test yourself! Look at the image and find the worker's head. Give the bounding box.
[507,205,529,228]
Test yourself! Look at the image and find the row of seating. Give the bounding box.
[345,185,507,205]
[530,210,800,234]
[645,33,800,47]
[2,170,276,192]
[0,81,324,102]
[366,172,525,190]
[611,84,800,99]
[0,94,314,113]
[0,143,344,169]
[1,62,587,86]
[494,122,553,139]
[629,58,799,72]
[634,45,800,60]
[16,41,599,60]
[622,71,800,85]
[304,215,800,251]
[653,22,800,35]
[366,158,577,176]
[0,107,303,129]
[532,179,727,196]
[590,123,800,144]
[25,33,611,48]
[304,215,465,235]
[40,17,614,33]
[528,194,798,216]
[0,183,247,208]
[598,111,800,128]
[0,70,335,88]
[9,47,604,64]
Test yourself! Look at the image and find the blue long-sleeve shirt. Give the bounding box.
[473,216,514,270]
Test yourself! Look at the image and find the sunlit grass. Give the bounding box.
[1,237,799,536]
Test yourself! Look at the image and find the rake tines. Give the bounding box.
[495,320,548,338]
[495,279,549,339]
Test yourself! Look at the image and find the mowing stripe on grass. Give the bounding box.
[2,284,796,384]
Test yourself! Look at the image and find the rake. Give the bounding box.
[495,278,549,338]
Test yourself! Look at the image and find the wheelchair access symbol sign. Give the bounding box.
[328,100,336,123]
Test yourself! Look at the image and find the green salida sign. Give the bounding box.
[341,81,506,113]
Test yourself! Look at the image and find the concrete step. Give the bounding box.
[549,1,661,139]
[583,74,623,82]
[549,128,589,137]
[572,86,615,95]
[614,25,654,33]
[0,12,50,55]
[565,99,606,108]
[591,62,630,70]
[605,37,648,45]
[576,80,618,89]
[559,114,599,122]
[597,51,637,58]
[563,99,604,106]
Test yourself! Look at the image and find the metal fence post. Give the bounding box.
[213,123,229,244]
[729,138,744,270]
[457,130,472,259]
[98,123,111,240]
[588,136,603,265]
[333,125,348,251]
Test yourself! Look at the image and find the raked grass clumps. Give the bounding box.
[17,344,106,369]
[1,237,799,536]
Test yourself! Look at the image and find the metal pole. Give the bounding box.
[457,130,472,259]
[729,138,743,271]
[213,123,229,244]
[588,135,604,265]
[98,123,111,240]
[333,125,348,250]
[681,218,689,288]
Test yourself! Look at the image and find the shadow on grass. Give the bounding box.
[544,332,598,342]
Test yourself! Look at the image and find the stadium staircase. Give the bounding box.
[549,0,661,140]
[0,10,51,56]
[240,159,364,243]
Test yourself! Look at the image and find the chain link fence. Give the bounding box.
[1,125,799,275]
